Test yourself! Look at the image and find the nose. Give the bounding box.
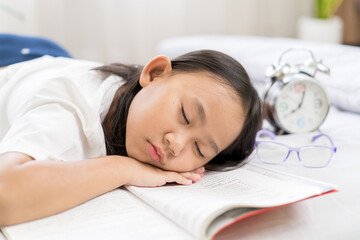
[164,132,187,157]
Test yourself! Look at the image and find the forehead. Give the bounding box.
[168,71,237,99]
[168,72,245,150]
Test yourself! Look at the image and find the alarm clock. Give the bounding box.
[263,48,331,134]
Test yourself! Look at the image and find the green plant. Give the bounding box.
[315,0,343,18]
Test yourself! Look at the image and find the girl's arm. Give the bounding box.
[0,152,203,226]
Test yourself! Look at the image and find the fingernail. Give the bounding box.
[185,179,192,185]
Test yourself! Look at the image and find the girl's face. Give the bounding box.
[125,57,245,172]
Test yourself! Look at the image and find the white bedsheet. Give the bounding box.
[157,35,360,240]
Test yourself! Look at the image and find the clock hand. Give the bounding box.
[297,89,306,109]
[286,90,307,116]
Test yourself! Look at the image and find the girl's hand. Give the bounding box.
[123,157,205,187]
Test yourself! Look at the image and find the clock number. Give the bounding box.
[294,83,306,93]
[314,98,322,109]
[296,117,306,128]
[279,102,288,112]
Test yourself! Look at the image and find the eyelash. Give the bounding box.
[195,142,204,158]
[181,105,204,158]
[181,105,190,125]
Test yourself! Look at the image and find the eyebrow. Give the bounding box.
[194,98,206,123]
[193,99,219,155]
[209,139,219,155]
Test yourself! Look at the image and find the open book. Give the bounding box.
[1,163,337,240]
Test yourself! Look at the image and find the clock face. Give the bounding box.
[275,80,329,133]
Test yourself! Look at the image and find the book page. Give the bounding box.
[127,163,335,239]
[1,187,194,240]
[205,207,259,237]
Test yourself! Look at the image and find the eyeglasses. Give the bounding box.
[254,129,337,168]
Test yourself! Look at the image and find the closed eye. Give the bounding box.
[181,105,190,125]
[195,142,204,158]
[181,105,204,158]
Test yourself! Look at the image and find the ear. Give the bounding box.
[139,55,172,87]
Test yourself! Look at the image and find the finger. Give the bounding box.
[193,166,205,174]
[180,172,202,182]
[166,172,192,185]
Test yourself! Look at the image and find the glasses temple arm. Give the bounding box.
[256,129,276,139]
[312,133,337,152]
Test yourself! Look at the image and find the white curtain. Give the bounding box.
[0,0,312,64]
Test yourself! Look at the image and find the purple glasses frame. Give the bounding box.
[254,129,337,168]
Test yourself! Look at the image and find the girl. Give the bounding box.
[0,50,262,226]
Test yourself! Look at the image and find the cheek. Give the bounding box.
[128,87,176,127]
[125,99,149,158]
[125,91,177,159]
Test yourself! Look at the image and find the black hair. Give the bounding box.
[94,50,263,170]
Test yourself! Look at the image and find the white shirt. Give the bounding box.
[0,56,125,161]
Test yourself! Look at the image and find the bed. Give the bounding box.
[1,36,359,240]
[157,35,360,239]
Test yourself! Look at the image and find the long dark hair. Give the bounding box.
[94,50,263,170]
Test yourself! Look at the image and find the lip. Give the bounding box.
[147,141,164,165]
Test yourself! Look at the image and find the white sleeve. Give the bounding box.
[0,103,104,161]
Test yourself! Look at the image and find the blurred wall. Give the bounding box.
[335,0,360,46]
[0,0,313,64]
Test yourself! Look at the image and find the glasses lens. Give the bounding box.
[299,147,332,167]
[256,142,289,164]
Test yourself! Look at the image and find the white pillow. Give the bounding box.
[157,35,360,113]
